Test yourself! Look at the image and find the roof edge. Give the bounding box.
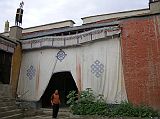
[24,20,75,30]
[0,34,17,45]
[81,8,149,20]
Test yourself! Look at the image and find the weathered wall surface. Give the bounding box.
[121,15,160,109]
[10,44,22,97]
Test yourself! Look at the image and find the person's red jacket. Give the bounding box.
[51,93,60,105]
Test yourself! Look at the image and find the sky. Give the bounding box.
[0,0,149,33]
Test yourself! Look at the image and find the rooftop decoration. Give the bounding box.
[15,1,24,26]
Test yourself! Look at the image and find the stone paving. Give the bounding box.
[23,114,159,119]
[22,108,160,119]
[23,115,70,119]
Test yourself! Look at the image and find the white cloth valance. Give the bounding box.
[21,26,121,50]
[0,39,15,53]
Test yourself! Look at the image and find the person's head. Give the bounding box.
[55,90,58,94]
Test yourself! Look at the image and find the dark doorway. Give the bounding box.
[41,71,78,108]
[0,50,12,84]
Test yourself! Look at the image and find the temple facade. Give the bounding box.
[1,0,160,109]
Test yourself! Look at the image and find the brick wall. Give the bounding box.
[121,15,160,109]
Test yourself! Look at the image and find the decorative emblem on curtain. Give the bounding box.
[91,60,104,78]
[26,65,36,80]
[56,49,67,62]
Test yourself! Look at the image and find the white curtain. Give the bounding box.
[17,37,127,103]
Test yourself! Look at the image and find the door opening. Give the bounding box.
[41,71,78,108]
[0,50,12,84]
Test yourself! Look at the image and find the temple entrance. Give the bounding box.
[41,71,78,108]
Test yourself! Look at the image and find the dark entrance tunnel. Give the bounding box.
[41,71,78,108]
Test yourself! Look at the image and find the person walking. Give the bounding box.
[51,90,60,119]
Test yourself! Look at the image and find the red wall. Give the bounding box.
[121,15,160,109]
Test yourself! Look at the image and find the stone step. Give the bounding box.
[23,115,71,119]
[0,105,18,112]
[0,101,15,107]
[0,93,12,98]
[0,113,23,119]
[41,108,70,116]
[23,115,52,119]
[0,97,15,102]
[0,94,12,98]
[0,84,23,119]
[43,107,65,111]
[0,109,22,117]
[42,108,70,112]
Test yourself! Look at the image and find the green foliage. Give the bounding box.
[67,88,159,118]
[109,102,159,118]
[66,90,78,111]
[67,88,107,115]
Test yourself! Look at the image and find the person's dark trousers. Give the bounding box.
[52,104,59,118]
